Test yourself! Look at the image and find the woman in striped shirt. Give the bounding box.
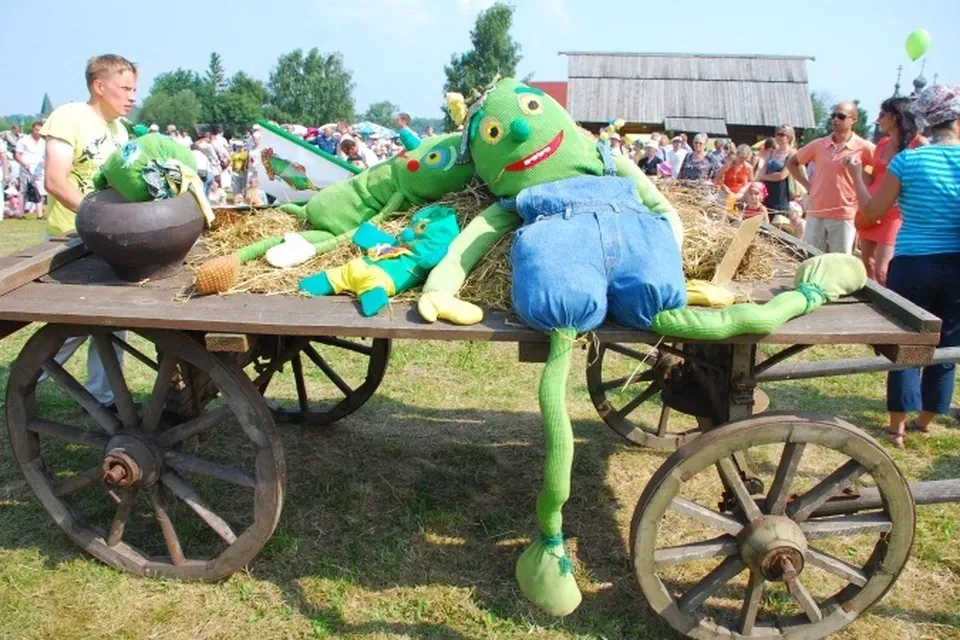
[847,84,960,448]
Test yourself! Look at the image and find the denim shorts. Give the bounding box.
[510,176,686,332]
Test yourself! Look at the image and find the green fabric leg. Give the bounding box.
[278,203,308,222]
[516,328,582,617]
[652,290,817,340]
[237,236,285,263]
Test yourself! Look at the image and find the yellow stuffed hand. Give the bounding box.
[685,280,736,308]
[417,291,484,325]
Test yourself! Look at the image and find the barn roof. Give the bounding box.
[561,52,817,130]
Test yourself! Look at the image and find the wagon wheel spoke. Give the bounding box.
[149,485,184,565]
[292,354,309,415]
[676,555,745,614]
[786,459,865,522]
[161,472,237,544]
[106,488,138,547]
[739,570,764,636]
[155,406,232,448]
[28,420,109,449]
[605,342,656,362]
[52,464,105,497]
[620,382,661,418]
[717,457,763,522]
[669,496,744,535]
[806,547,868,587]
[93,334,138,429]
[111,334,159,371]
[141,353,179,433]
[303,344,354,397]
[766,442,806,515]
[654,535,738,566]
[41,358,121,435]
[599,371,655,392]
[312,335,373,356]
[799,512,893,540]
[782,559,823,622]
[164,451,257,488]
[657,406,671,436]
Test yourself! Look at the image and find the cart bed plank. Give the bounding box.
[0,280,938,346]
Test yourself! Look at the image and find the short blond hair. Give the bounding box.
[85,54,138,89]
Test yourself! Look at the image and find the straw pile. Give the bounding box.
[186,179,796,310]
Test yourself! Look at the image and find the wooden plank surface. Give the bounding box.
[0,239,88,297]
[0,280,938,346]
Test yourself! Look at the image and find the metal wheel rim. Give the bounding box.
[5,324,285,581]
[630,412,915,639]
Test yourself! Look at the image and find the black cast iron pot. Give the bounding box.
[76,189,205,281]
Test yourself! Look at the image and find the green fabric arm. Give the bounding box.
[422,202,520,294]
[614,155,684,248]
[377,191,407,219]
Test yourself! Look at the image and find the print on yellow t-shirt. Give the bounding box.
[40,102,129,236]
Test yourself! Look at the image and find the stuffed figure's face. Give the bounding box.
[400,205,460,264]
[396,133,474,201]
[467,78,603,197]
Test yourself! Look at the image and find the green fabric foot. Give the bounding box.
[516,534,582,617]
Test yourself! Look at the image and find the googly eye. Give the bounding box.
[517,94,543,115]
[423,148,449,168]
[479,117,503,145]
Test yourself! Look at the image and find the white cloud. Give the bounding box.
[532,0,571,31]
[456,0,495,14]
[326,0,433,32]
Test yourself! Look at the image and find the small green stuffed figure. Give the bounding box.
[93,133,214,226]
[652,253,868,339]
[195,133,474,295]
[298,205,460,316]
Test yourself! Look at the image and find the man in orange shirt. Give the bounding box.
[787,101,874,253]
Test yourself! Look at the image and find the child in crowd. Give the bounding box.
[741,182,768,221]
[4,179,22,218]
[208,175,226,206]
[347,153,366,170]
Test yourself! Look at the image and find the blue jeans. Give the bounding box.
[886,252,960,414]
[510,176,686,333]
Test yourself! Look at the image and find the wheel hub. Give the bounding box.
[738,515,808,581]
[102,434,162,488]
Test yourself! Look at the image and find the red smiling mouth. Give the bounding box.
[504,130,564,171]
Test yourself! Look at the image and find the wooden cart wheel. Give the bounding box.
[5,324,285,581]
[630,412,915,639]
[587,341,702,450]
[251,336,390,426]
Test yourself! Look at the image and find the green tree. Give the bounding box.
[228,72,269,107]
[138,90,202,135]
[267,48,355,125]
[210,91,262,138]
[150,68,205,97]
[852,99,870,139]
[40,94,54,117]
[442,2,521,130]
[206,52,227,95]
[801,90,832,144]
[410,116,444,135]
[362,101,398,128]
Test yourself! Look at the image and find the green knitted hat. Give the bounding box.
[462,78,603,197]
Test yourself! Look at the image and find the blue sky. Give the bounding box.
[3,0,958,124]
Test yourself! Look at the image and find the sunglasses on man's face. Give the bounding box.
[830,113,849,121]
[775,132,788,137]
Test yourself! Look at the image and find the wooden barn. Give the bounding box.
[558,51,817,143]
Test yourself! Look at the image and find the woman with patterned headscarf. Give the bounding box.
[845,84,960,448]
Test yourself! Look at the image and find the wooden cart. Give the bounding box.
[0,235,957,639]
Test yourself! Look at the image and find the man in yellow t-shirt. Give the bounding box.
[39,54,138,407]
[41,54,136,237]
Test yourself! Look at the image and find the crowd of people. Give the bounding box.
[2,122,48,219]
[294,113,432,170]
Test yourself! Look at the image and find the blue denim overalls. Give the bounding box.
[509,150,685,333]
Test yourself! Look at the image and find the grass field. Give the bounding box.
[0,218,957,639]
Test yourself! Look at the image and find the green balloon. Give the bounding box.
[905,29,931,61]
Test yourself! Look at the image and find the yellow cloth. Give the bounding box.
[325,258,396,296]
[161,160,215,227]
[685,280,736,307]
[230,150,248,173]
[40,102,129,236]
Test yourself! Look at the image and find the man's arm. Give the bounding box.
[44,138,84,212]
